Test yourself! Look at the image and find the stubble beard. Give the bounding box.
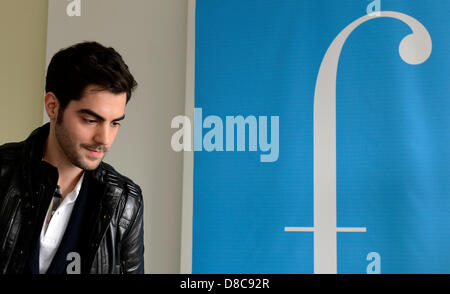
[55,112,105,171]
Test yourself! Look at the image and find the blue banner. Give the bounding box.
[192,0,450,273]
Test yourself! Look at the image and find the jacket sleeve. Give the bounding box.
[120,190,145,274]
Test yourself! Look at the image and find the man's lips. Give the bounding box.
[84,147,104,157]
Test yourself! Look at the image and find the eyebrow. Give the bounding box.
[77,109,125,122]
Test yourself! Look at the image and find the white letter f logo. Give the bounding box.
[285,11,432,274]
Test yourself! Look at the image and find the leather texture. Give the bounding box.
[0,123,144,274]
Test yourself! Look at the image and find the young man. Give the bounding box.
[0,42,144,274]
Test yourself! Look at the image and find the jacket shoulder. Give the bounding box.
[100,162,144,237]
[100,162,143,201]
[0,142,24,177]
[0,142,24,161]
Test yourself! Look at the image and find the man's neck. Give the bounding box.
[43,126,84,199]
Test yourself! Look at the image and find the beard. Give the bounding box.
[55,112,107,171]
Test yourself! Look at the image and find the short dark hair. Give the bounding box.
[45,41,137,110]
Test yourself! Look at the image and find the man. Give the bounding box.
[0,41,144,274]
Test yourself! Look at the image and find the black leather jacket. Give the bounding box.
[0,123,144,274]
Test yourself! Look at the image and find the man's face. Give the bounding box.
[55,85,127,171]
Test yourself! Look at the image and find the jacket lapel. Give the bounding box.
[82,165,123,272]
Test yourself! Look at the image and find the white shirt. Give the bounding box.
[39,173,85,274]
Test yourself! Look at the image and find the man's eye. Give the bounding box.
[84,118,97,124]
[112,122,121,127]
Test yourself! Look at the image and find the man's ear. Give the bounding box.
[44,92,59,121]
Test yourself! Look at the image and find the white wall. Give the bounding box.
[45,0,188,273]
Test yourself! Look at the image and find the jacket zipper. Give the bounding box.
[0,187,16,220]
[0,198,22,251]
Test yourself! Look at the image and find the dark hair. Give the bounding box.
[45,41,137,110]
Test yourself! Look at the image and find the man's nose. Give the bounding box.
[93,124,112,147]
